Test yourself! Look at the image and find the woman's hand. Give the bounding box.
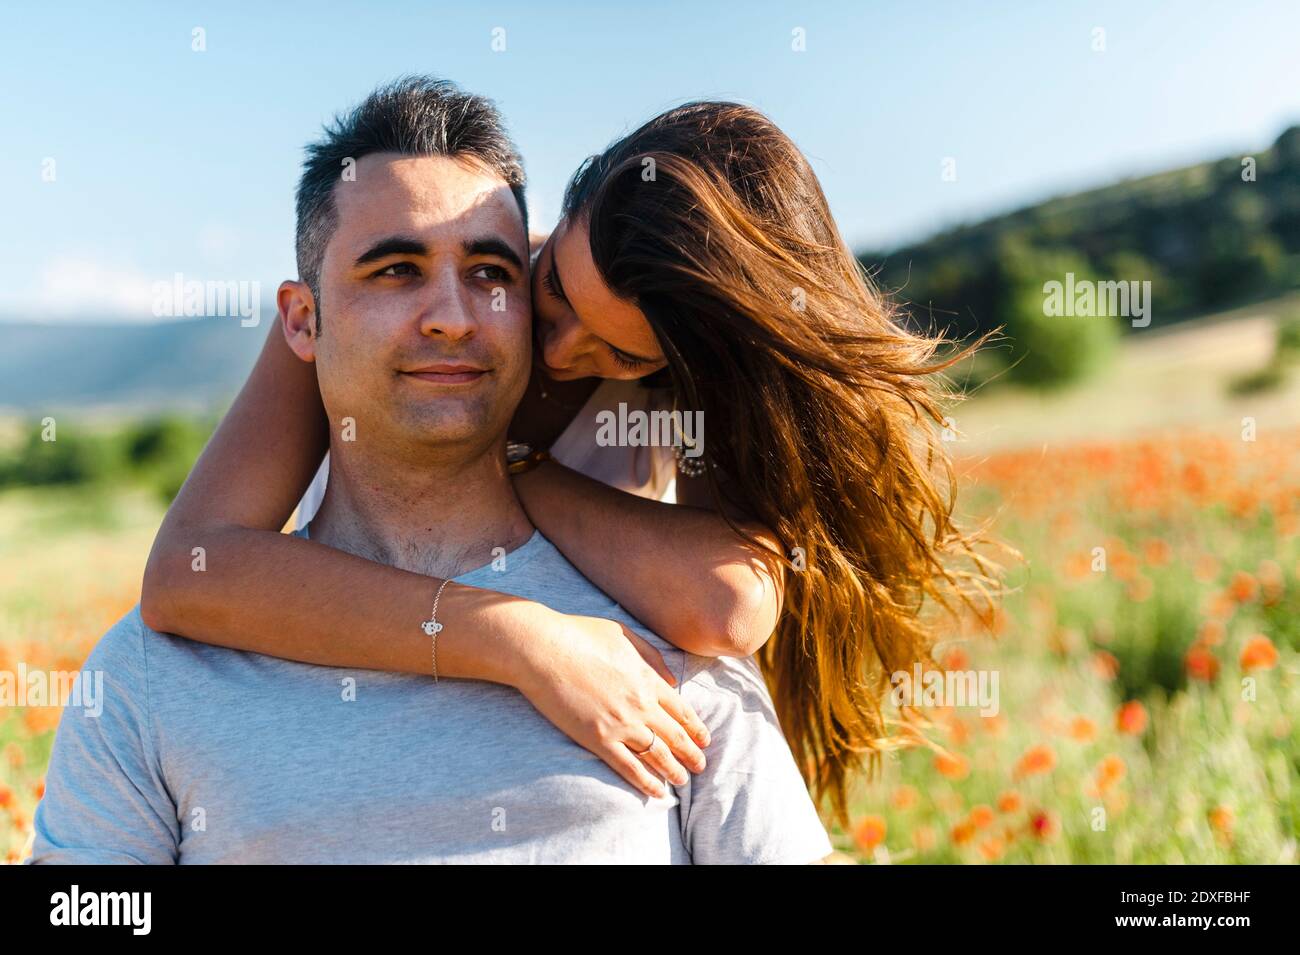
[511,611,712,799]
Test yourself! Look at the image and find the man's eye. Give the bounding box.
[472,264,510,282]
[376,262,419,277]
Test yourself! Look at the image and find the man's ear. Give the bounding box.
[278,280,318,362]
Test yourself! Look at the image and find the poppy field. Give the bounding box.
[1,421,1296,864]
[839,425,1299,863]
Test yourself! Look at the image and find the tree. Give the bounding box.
[993,239,1120,389]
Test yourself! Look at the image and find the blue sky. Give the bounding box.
[2,0,1298,322]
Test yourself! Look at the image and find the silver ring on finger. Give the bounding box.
[631,729,657,757]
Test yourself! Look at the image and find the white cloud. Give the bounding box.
[1,257,161,323]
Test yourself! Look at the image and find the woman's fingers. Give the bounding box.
[592,719,705,798]
[626,734,687,789]
[602,745,669,799]
[659,690,712,753]
[622,626,711,760]
[655,711,706,773]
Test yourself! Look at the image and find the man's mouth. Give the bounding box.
[402,363,489,385]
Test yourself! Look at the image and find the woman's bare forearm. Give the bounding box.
[511,461,784,657]
[141,522,544,684]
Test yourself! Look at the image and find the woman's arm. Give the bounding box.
[140,323,709,798]
[511,460,786,658]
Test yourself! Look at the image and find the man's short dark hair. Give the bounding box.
[295,75,528,320]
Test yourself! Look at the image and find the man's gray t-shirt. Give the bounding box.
[28,528,832,864]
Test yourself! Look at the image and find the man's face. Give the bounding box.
[303,153,531,457]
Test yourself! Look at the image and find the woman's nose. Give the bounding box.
[540,311,587,368]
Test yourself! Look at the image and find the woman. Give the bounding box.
[141,101,993,825]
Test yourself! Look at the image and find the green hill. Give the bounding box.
[861,125,1300,342]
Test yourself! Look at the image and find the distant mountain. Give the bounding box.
[0,318,266,413]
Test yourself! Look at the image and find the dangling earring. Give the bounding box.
[674,443,706,477]
[672,401,706,477]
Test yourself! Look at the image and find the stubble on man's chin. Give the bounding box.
[372,397,508,464]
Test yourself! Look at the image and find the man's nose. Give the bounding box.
[417,269,478,341]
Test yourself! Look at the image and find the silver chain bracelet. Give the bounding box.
[421,578,451,681]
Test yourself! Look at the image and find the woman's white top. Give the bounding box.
[293,377,677,530]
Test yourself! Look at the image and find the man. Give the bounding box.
[28,77,833,864]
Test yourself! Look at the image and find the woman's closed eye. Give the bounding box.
[541,266,565,302]
[608,345,651,371]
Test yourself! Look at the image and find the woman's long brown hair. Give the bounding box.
[563,102,1001,827]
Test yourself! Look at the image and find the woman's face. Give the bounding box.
[531,216,668,381]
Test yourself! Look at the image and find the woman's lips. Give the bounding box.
[403,364,488,385]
